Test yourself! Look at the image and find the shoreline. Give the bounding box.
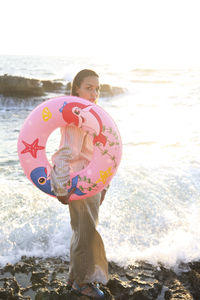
[0,256,200,299]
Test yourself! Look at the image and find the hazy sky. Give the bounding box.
[0,0,200,67]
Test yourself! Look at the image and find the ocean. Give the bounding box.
[1,55,200,270]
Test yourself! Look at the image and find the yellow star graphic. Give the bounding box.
[96,167,113,185]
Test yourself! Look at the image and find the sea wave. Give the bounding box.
[131,79,172,84]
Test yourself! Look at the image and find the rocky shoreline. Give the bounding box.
[0,75,126,98]
[0,256,200,299]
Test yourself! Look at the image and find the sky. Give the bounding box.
[0,0,200,67]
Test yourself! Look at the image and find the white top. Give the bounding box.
[50,125,93,196]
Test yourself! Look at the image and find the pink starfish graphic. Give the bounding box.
[21,138,45,158]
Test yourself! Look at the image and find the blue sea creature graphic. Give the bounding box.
[68,175,86,196]
[30,167,86,197]
[30,167,55,196]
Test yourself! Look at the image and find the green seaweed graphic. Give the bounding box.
[94,125,120,168]
[67,176,98,192]
[66,125,120,192]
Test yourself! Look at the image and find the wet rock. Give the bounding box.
[35,288,51,300]
[0,75,45,97]
[31,271,48,285]
[156,267,194,300]
[164,278,193,299]
[2,263,15,276]
[4,277,20,294]
[0,288,14,300]
[1,256,200,299]
[186,270,200,299]
[107,262,162,300]
[0,277,30,299]
[100,84,113,96]
[100,84,125,97]
[14,262,33,274]
[0,75,126,98]
[65,82,126,97]
[66,81,71,92]
[49,279,62,289]
[0,75,65,97]
[189,261,200,272]
[112,86,126,95]
[35,287,90,300]
[41,80,64,92]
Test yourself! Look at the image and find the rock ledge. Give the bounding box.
[1,257,200,299]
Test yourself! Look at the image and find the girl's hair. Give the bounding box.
[71,69,99,96]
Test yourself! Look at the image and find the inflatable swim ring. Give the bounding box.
[17,96,122,200]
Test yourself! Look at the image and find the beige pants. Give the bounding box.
[68,193,108,285]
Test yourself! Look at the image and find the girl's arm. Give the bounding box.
[57,187,76,205]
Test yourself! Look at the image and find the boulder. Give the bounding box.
[100,84,125,97]
[0,75,45,97]
[41,80,64,92]
[65,82,126,97]
[0,75,126,98]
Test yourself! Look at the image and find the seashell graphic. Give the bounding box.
[42,107,52,121]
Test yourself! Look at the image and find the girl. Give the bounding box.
[50,69,108,299]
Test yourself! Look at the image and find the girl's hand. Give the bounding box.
[57,188,76,205]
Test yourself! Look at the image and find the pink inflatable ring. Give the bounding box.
[17,96,122,200]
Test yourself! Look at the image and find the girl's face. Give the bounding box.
[76,76,100,103]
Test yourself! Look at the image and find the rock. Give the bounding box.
[0,288,14,300]
[112,86,126,95]
[0,75,126,98]
[0,75,45,97]
[65,82,126,97]
[190,270,200,292]
[2,263,15,275]
[41,80,64,92]
[14,261,34,274]
[100,84,113,96]
[0,277,29,299]
[107,262,162,300]
[4,277,20,294]
[100,84,125,97]
[66,82,71,93]
[156,267,194,300]
[35,288,51,300]
[1,256,200,299]
[31,271,48,285]
[0,75,65,97]
[164,279,193,299]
